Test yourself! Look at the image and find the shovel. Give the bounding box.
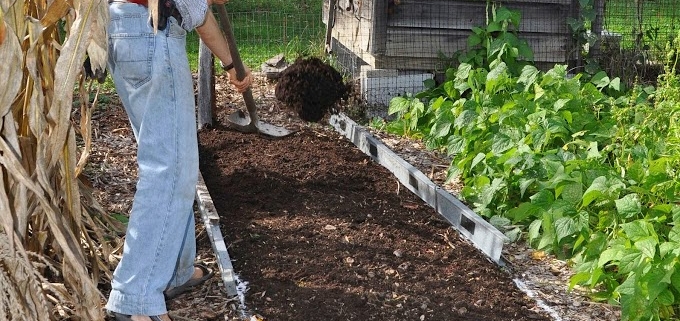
[215,5,294,137]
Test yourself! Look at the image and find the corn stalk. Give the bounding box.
[0,0,122,319]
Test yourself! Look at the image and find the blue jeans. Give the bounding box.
[106,3,199,316]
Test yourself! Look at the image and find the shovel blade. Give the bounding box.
[226,110,295,137]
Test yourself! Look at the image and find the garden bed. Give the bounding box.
[90,72,620,321]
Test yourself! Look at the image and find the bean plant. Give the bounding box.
[383,8,680,321]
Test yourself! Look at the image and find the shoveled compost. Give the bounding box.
[274,57,348,122]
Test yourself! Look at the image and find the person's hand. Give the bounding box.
[227,67,253,93]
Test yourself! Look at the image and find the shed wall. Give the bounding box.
[324,0,578,72]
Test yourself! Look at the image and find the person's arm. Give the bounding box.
[195,10,252,93]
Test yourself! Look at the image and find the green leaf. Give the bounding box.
[494,7,513,23]
[656,289,675,306]
[553,98,571,111]
[669,225,680,243]
[619,250,643,274]
[555,216,578,242]
[444,81,458,99]
[111,213,129,224]
[431,121,451,138]
[537,228,556,250]
[468,34,482,48]
[530,190,554,209]
[615,193,642,219]
[534,83,545,100]
[621,220,651,241]
[528,219,542,242]
[518,65,540,91]
[489,215,511,229]
[560,183,583,204]
[617,272,638,295]
[456,63,472,81]
[518,178,536,198]
[642,267,669,302]
[609,77,621,91]
[454,110,478,130]
[471,153,486,170]
[423,78,436,89]
[487,21,503,33]
[569,271,592,290]
[598,247,623,267]
[586,142,601,159]
[671,269,680,292]
[388,96,411,115]
[591,71,610,88]
[491,133,514,155]
[659,241,680,258]
[634,236,657,259]
[507,202,542,223]
[582,176,607,207]
[446,135,466,155]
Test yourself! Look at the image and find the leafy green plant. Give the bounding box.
[384,5,680,321]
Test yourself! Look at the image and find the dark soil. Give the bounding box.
[192,60,550,320]
[196,124,550,321]
[274,57,348,122]
[93,61,553,320]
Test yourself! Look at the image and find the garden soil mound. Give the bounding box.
[274,57,348,122]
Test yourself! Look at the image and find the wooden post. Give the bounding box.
[370,0,387,55]
[197,40,215,129]
[590,0,605,59]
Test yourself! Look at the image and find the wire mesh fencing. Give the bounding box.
[596,0,679,85]
[200,0,679,112]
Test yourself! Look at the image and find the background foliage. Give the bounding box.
[383,5,680,321]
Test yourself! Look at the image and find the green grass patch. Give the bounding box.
[604,0,679,52]
[186,0,325,72]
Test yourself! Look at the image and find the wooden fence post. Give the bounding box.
[197,40,215,129]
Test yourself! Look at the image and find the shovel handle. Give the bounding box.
[215,4,259,125]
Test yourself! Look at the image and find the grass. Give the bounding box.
[186,0,326,72]
[604,0,679,53]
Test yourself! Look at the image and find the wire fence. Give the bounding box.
[225,10,326,68]
[207,0,679,109]
[598,0,679,85]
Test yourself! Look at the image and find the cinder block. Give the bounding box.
[360,68,433,107]
[360,66,398,78]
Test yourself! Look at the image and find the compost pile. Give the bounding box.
[274,57,348,122]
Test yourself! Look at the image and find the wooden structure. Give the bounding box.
[323,0,579,72]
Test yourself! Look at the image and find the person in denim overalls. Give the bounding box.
[105,0,251,320]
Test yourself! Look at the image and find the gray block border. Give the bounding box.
[195,172,238,296]
[329,113,507,263]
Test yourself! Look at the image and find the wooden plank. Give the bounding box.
[196,41,215,129]
[370,0,387,54]
[389,0,572,34]
[323,0,374,23]
[401,0,573,5]
[329,7,374,55]
[385,28,572,63]
[370,54,561,73]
